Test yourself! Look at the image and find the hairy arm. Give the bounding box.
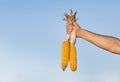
[78,29,120,54]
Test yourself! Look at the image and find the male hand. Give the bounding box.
[66,22,82,38]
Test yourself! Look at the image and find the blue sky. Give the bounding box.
[0,0,120,82]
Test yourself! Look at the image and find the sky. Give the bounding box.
[0,0,120,82]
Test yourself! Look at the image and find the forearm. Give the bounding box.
[78,29,120,54]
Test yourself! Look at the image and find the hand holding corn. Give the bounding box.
[61,10,77,72]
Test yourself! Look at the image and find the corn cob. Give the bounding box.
[70,45,77,71]
[61,9,78,72]
[61,40,70,71]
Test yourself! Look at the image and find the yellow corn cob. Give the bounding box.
[61,41,70,71]
[62,9,78,72]
[70,45,77,72]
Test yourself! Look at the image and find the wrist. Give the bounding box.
[76,28,84,38]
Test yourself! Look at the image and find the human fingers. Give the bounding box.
[66,24,73,34]
[72,22,82,38]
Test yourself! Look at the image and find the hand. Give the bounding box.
[66,22,82,38]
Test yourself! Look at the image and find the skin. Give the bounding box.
[67,22,120,54]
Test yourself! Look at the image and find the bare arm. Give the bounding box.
[79,29,120,54]
[67,22,120,54]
